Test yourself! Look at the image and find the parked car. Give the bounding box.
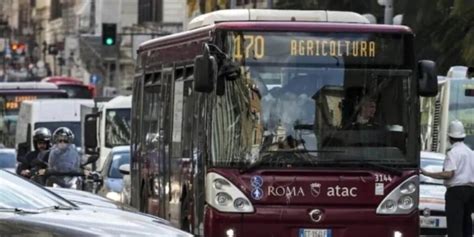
[419,151,447,236]
[97,145,130,202]
[0,170,192,236]
[0,148,16,173]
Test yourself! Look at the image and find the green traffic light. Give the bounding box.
[105,38,114,45]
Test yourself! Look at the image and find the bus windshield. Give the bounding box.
[57,85,93,99]
[449,80,474,148]
[0,93,67,147]
[105,108,131,148]
[209,31,416,169]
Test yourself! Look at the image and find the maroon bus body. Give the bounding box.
[134,21,419,237]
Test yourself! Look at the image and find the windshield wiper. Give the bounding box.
[336,159,403,176]
[239,150,345,174]
[39,205,76,211]
[0,208,41,214]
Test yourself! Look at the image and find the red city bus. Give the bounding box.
[42,76,95,98]
[131,9,437,237]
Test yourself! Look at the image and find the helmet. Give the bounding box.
[448,120,466,139]
[53,127,75,144]
[33,127,51,148]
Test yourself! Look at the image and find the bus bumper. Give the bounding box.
[204,205,418,237]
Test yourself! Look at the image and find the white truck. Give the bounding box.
[420,66,474,153]
[83,95,132,172]
[15,99,94,158]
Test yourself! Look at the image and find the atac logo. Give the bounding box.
[310,182,322,198]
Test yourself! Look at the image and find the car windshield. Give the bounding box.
[0,170,74,209]
[105,108,131,148]
[35,122,81,147]
[108,151,130,178]
[58,85,93,99]
[0,151,16,168]
[420,156,444,185]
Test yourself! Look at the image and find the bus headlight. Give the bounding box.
[376,175,418,215]
[206,172,254,213]
[400,182,416,194]
[398,196,414,210]
[216,192,232,206]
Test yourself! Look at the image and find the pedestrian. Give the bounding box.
[421,120,474,237]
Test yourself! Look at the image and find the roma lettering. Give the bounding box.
[290,39,376,58]
[268,186,305,197]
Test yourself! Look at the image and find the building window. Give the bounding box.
[50,0,62,20]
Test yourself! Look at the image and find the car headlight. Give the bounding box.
[153,177,160,196]
[106,191,121,202]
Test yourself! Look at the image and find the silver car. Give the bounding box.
[0,169,192,236]
[98,145,130,202]
[0,148,16,173]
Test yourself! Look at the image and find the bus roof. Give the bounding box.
[139,12,411,52]
[0,82,59,90]
[188,9,369,30]
[42,76,84,85]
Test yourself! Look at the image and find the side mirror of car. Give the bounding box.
[119,164,130,175]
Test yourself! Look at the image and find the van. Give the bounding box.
[16,99,94,158]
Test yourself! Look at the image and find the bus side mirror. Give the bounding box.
[418,60,438,97]
[194,44,217,93]
[84,113,98,154]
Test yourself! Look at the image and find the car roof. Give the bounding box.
[420,151,445,160]
[111,145,130,153]
[0,148,16,154]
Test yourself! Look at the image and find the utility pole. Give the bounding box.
[378,0,394,24]
[230,0,236,9]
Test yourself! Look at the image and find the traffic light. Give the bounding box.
[102,23,117,46]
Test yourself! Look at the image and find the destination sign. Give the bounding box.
[229,32,406,67]
[5,95,37,110]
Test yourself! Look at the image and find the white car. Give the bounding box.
[419,151,447,236]
[419,151,474,236]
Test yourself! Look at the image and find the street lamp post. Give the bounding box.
[378,0,394,25]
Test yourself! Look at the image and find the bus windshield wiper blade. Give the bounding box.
[338,160,403,176]
[239,150,345,174]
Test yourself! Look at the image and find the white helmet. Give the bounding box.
[448,120,466,139]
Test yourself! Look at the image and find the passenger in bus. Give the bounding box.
[17,127,51,179]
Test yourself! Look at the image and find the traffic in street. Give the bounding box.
[1,0,473,236]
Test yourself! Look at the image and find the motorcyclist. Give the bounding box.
[16,127,51,178]
[38,127,82,188]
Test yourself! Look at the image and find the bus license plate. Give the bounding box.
[299,229,332,237]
